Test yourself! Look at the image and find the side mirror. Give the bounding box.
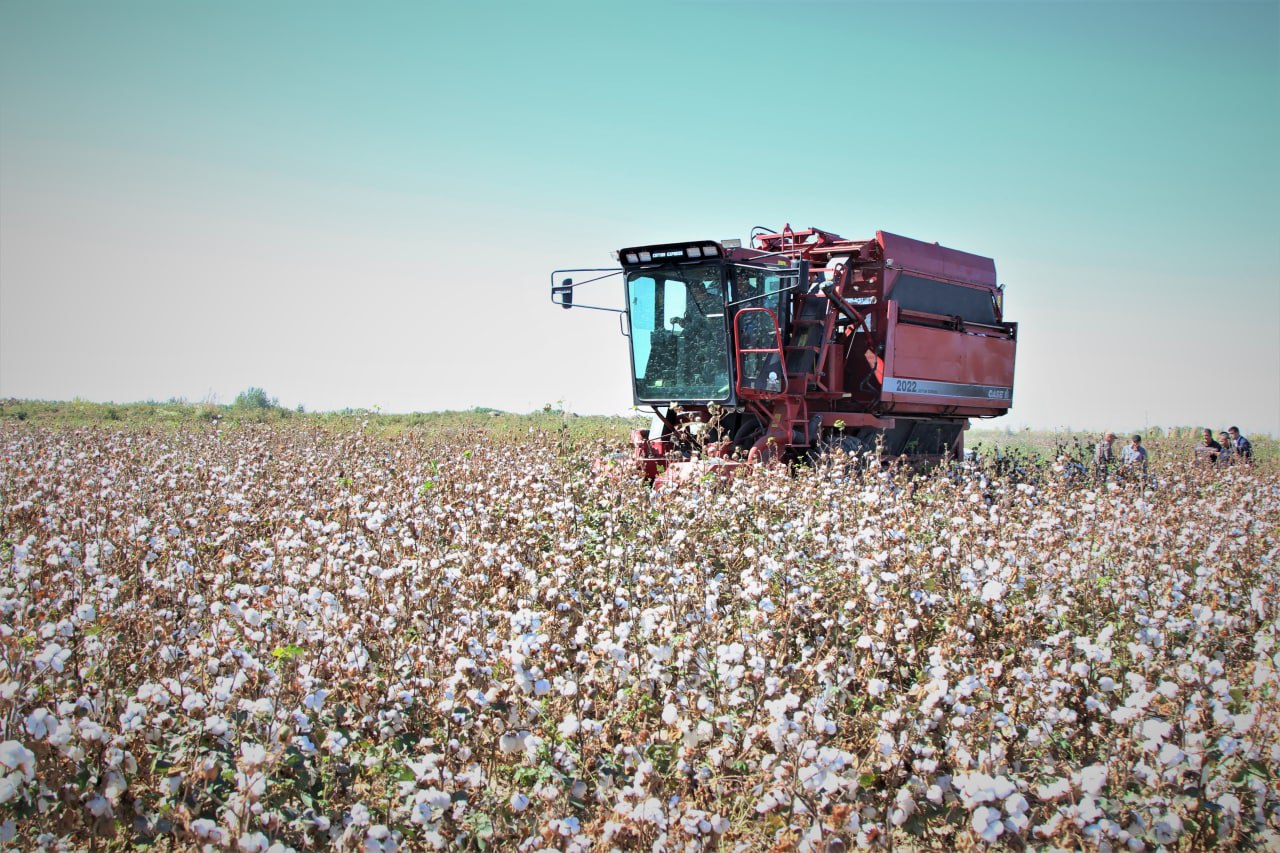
[552,278,574,309]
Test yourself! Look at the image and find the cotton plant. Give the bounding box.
[0,423,1276,849]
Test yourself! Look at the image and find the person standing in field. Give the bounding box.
[1196,428,1222,465]
[1094,432,1116,480]
[1217,431,1236,466]
[1122,434,1148,475]
[1229,426,1253,462]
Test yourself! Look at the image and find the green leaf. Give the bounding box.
[272,644,305,661]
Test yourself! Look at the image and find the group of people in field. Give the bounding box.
[1194,426,1254,466]
[1091,426,1254,480]
[1093,432,1150,478]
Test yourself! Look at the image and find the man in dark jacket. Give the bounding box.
[1228,426,1253,462]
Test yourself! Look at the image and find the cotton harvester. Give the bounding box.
[551,224,1017,483]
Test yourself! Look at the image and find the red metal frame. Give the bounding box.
[575,223,1017,476]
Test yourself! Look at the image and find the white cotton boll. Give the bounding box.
[1036,778,1071,801]
[533,679,550,696]
[1158,743,1185,766]
[1232,712,1257,735]
[0,742,35,783]
[239,831,270,852]
[1141,719,1171,748]
[34,642,72,673]
[102,770,128,801]
[559,680,577,697]
[191,818,224,844]
[867,678,888,698]
[954,772,997,807]
[662,703,679,725]
[558,715,580,738]
[981,581,1005,603]
[1216,793,1241,819]
[990,776,1015,800]
[972,806,1003,842]
[1112,706,1140,725]
[648,644,673,662]
[889,788,917,826]
[163,773,182,797]
[719,642,745,664]
[24,709,56,741]
[1077,764,1108,796]
[511,792,529,812]
[812,713,836,735]
[239,743,267,769]
[236,770,267,799]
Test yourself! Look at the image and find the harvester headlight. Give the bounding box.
[625,253,639,264]
[686,247,702,258]
[638,251,652,263]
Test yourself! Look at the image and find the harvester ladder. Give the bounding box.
[785,295,837,392]
[747,395,817,450]
[784,396,819,447]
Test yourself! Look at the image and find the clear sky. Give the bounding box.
[2,0,1277,435]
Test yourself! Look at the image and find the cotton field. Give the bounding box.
[1,422,1277,851]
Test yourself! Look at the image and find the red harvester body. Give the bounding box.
[552,224,1016,483]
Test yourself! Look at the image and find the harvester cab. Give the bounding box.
[551,224,1016,483]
